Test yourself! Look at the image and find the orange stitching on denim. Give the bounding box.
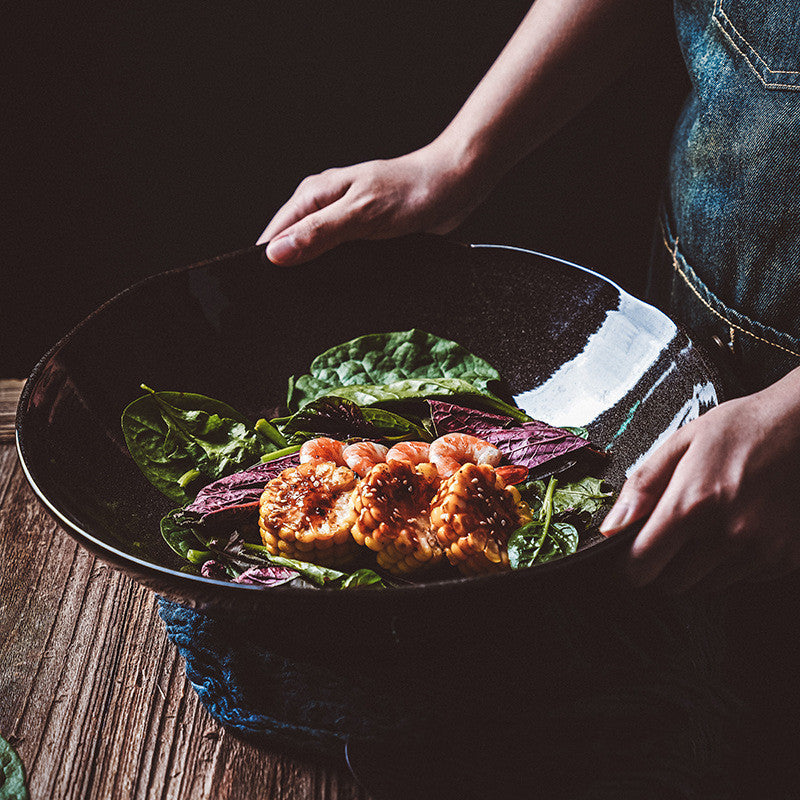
[661,226,800,360]
[713,1,800,91]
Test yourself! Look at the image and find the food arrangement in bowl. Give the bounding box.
[15,236,722,618]
[122,329,614,590]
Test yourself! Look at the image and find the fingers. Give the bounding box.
[264,196,363,266]
[600,425,692,537]
[257,171,353,249]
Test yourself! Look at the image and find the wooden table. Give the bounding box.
[0,380,371,800]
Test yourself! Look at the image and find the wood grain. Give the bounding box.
[0,380,372,800]
[0,379,25,443]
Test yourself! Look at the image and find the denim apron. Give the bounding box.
[649,0,800,397]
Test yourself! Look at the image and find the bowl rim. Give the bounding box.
[15,240,685,597]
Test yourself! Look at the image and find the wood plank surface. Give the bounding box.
[0,380,25,443]
[0,381,372,800]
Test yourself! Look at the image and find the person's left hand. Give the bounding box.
[600,366,800,593]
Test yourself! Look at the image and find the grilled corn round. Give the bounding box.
[431,463,532,576]
[351,461,443,576]
[258,460,359,567]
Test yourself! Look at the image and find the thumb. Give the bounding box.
[600,424,692,536]
[265,196,364,266]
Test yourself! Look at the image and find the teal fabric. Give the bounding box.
[159,593,733,797]
[157,597,405,756]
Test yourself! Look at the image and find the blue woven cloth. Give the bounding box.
[158,598,406,758]
[158,592,735,798]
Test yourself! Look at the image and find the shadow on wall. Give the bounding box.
[3,1,687,376]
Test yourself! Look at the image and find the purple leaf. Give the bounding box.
[232,565,299,587]
[200,559,229,580]
[429,400,518,437]
[428,400,591,470]
[187,452,300,517]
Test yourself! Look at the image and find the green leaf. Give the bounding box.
[562,426,589,439]
[0,735,29,800]
[508,476,578,568]
[325,378,529,421]
[240,543,387,589]
[288,330,503,410]
[160,508,210,561]
[551,477,613,518]
[516,479,548,516]
[507,520,578,568]
[121,387,279,504]
[339,569,387,588]
[279,395,430,445]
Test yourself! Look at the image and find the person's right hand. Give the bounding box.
[257,142,484,266]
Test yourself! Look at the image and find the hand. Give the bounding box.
[600,367,800,593]
[257,142,485,266]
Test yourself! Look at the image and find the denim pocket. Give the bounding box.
[655,215,800,395]
[713,0,800,90]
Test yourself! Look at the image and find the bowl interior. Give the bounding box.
[16,236,721,599]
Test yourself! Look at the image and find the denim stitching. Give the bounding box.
[716,0,800,75]
[660,224,800,360]
[713,0,800,91]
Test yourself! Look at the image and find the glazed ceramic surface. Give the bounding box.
[16,236,721,621]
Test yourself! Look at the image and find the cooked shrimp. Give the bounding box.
[299,437,347,466]
[428,433,502,478]
[385,441,431,466]
[342,441,389,477]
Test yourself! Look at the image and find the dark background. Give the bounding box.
[3,1,688,378]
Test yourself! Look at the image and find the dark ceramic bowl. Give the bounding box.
[16,236,721,659]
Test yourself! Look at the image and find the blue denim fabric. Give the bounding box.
[649,0,800,394]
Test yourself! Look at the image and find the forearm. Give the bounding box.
[261,0,666,263]
[431,0,661,191]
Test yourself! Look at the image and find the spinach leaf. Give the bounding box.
[0,735,28,800]
[237,543,388,589]
[517,479,548,516]
[122,386,280,505]
[160,508,210,561]
[508,520,579,568]
[325,378,529,421]
[508,477,579,568]
[279,396,430,445]
[288,329,503,410]
[562,426,589,439]
[162,513,388,590]
[339,569,387,588]
[551,476,613,519]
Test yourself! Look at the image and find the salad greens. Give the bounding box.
[279,396,430,445]
[123,330,613,588]
[162,510,388,589]
[507,475,613,567]
[287,329,503,410]
[122,385,284,505]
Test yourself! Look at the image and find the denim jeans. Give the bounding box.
[648,0,800,396]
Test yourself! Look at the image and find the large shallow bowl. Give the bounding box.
[16,236,721,661]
